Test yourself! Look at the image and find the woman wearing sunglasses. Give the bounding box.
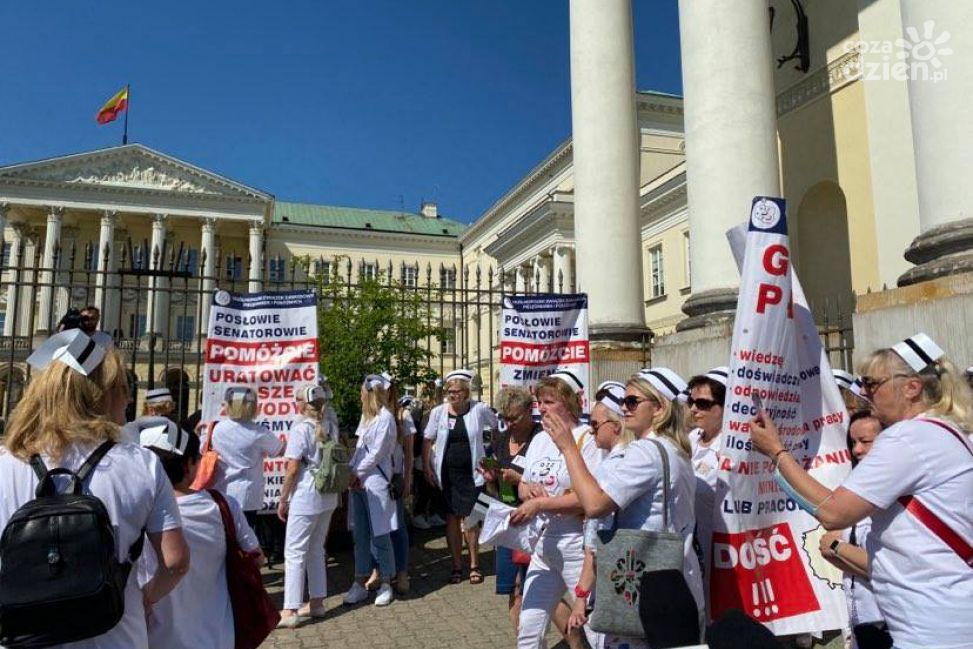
[749,333,973,649]
[545,368,706,644]
[686,366,728,613]
[511,370,604,649]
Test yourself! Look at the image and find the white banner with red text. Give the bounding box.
[709,197,851,634]
[202,288,319,512]
[499,294,590,410]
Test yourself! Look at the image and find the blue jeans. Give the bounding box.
[350,489,395,579]
[390,499,410,573]
[495,545,528,595]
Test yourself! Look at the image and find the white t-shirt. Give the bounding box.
[0,443,182,649]
[139,491,258,649]
[840,518,883,628]
[689,428,723,573]
[842,416,973,649]
[284,416,339,516]
[584,444,627,547]
[597,434,705,613]
[522,424,604,537]
[210,419,284,511]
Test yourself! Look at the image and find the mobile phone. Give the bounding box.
[752,394,764,412]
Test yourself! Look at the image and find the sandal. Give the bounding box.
[449,568,463,584]
[469,567,484,585]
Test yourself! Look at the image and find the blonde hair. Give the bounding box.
[595,402,634,448]
[626,376,691,456]
[361,384,390,423]
[3,347,128,462]
[535,376,582,420]
[142,400,174,417]
[445,378,471,401]
[224,390,258,421]
[859,350,973,432]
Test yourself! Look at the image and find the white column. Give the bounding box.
[3,224,22,337]
[898,0,973,285]
[94,211,116,323]
[19,231,38,336]
[677,0,780,328]
[199,218,217,336]
[569,0,645,340]
[144,214,168,337]
[248,221,263,292]
[514,265,528,293]
[0,203,7,245]
[552,245,574,293]
[36,207,64,333]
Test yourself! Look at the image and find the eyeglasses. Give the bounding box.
[859,374,911,392]
[686,397,720,411]
[446,389,466,396]
[590,419,616,432]
[621,395,655,410]
[500,410,527,425]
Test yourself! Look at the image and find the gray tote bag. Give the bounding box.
[589,439,686,638]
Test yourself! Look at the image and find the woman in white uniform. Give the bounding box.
[510,370,604,649]
[548,368,704,647]
[343,373,399,607]
[137,420,264,649]
[750,333,973,649]
[0,330,189,649]
[211,386,285,525]
[277,384,341,627]
[422,369,497,584]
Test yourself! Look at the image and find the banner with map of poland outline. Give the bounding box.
[202,288,319,512]
[708,197,850,635]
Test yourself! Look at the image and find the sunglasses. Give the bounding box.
[687,397,721,411]
[620,395,656,410]
[859,374,910,392]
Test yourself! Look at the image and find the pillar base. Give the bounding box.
[898,218,973,287]
[676,288,738,332]
[589,323,652,345]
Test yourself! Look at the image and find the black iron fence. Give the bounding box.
[0,236,856,422]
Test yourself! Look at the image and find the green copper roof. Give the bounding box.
[274,201,466,237]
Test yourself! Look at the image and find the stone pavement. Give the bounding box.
[259,525,564,649]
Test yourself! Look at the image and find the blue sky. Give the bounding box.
[0,1,682,223]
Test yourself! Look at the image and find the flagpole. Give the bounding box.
[122,84,130,145]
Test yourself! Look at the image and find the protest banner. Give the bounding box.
[709,197,851,634]
[202,288,319,511]
[499,294,590,408]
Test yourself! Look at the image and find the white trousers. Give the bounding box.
[283,508,335,610]
[517,532,585,649]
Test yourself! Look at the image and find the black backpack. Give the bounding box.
[0,441,144,648]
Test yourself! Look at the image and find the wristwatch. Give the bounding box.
[829,538,841,558]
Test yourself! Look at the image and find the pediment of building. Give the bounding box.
[0,144,270,201]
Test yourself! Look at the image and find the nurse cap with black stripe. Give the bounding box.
[26,329,108,377]
[548,369,585,394]
[139,418,192,456]
[145,387,173,404]
[594,380,625,416]
[224,386,257,404]
[705,366,730,387]
[637,367,688,402]
[832,369,855,391]
[444,369,475,383]
[891,332,945,373]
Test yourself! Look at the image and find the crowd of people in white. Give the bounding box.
[0,328,970,649]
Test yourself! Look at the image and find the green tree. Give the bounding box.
[316,269,445,429]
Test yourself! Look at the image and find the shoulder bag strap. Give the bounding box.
[646,438,672,532]
[28,454,48,483]
[362,442,392,484]
[202,421,216,454]
[76,440,116,484]
[208,489,240,552]
[918,417,973,458]
[576,428,590,452]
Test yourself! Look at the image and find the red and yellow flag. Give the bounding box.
[96,87,129,125]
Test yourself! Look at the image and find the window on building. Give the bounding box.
[440,267,457,290]
[2,242,11,268]
[402,265,418,288]
[313,259,331,284]
[649,245,665,298]
[0,312,6,333]
[178,249,199,276]
[133,246,147,271]
[683,231,691,288]
[129,314,147,338]
[269,257,286,283]
[441,335,455,355]
[175,315,195,342]
[225,255,243,281]
[361,262,377,282]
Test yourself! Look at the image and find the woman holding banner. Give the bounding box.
[422,369,497,585]
[343,373,398,607]
[510,370,603,649]
[750,333,973,649]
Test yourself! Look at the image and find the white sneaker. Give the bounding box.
[342,582,369,605]
[412,515,430,530]
[428,514,447,527]
[374,583,394,607]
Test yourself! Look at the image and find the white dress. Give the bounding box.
[0,443,182,649]
[139,491,259,649]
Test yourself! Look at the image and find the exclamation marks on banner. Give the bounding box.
[751,578,779,618]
